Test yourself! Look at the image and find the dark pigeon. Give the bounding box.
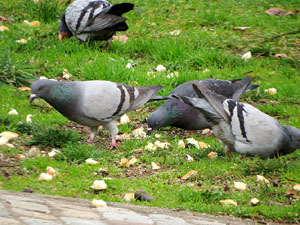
[58,0,134,49]
[175,81,300,158]
[147,77,259,131]
[30,79,162,149]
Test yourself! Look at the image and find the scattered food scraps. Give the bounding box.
[16,39,27,44]
[256,175,270,184]
[178,140,185,148]
[39,173,53,181]
[91,199,107,208]
[123,193,135,202]
[86,158,99,165]
[26,114,33,123]
[8,109,18,115]
[181,170,198,180]
[250,198,260,206]
[0,26,9,32]
[233,182,247,191]
[151,162,161,170]
[120,114,130,125]
[220,199,238,206]
[90,180,107,190]
[241,51,252,60]
[156,65,166,72]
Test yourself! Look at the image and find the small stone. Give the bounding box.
[91,199,107,208]
[233,181,247,191]
[151,162,161,170]
[250,198,260,206]
[207,152,217,159]
[28,147,40,157]
[38,173,53,181]
[220,199,238,206]
[90,180,107,190]
[8,109,18,115]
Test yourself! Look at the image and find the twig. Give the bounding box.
[268,29,300,40]
[0,164,18,167]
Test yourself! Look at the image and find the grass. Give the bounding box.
[0,0,300,223]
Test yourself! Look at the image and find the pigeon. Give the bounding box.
[30,79,162,149]
[147,77,259,131]
[58,0,134,49]
[174,81,300,158]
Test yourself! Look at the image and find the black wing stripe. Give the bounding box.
[237,103,250,143]
[112,83,126,117]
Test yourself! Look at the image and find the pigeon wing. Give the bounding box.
[82,14,126,32]
[192,82,230,122]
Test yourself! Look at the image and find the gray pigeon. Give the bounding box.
[30,79,162,149]
[147,77,259,131]
[58,0,134,49]
[175,82,300,158]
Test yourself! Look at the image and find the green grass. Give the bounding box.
[0,0,300,223]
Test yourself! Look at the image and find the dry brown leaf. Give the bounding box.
[285,190,300,199]
[265,8,299,16]
[113,35,128,43]
[181,170,198,180]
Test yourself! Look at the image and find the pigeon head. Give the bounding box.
[148,99,202,130]
[283,125,300,153]
[30,79,56,103]
[58,13,73,40]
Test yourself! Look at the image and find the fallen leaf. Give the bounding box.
[151,162,161,170]
[250,198,260,206]
[90,180,107,190]
[120,114,130,124]
[39,173,53,181]
[241,51,252,60]
[285,190,300,199]
[220,199,238,206]
[86,158,99,165]
[0,26,9,32]
[123,193,135,202]
[181,170,198,180]
[8,109,18,115]
[233,26,251,31]
[91,199,107,208]
[113,35,128,43]
[207,152,217,159]
[233,181,247,191]
[265,8,299,16]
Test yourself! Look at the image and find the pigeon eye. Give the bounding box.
[298,137,300,142]
[38,87,44,91]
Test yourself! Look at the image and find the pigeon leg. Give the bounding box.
[88,126,98,143]
[111,137,118,149]
[103,120,119,149]
[225,147,231,158]
[104,37,113,50]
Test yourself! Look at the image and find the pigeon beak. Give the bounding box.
[58,31,68,41]
[30,94,37,104]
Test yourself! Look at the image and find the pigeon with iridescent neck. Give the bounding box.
[30,79,162,149]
